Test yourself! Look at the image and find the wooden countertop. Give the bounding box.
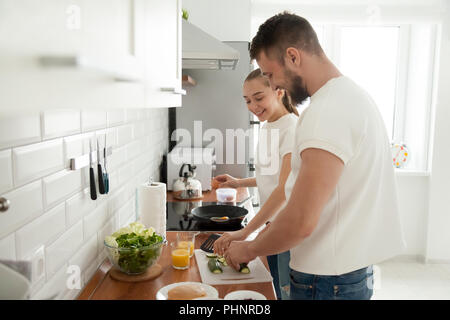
[78,231,276,300]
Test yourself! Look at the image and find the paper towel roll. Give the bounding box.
[138,182,166,239]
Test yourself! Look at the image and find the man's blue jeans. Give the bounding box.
[267,251,291,300]
[289,265,374,300]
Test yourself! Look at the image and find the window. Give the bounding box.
[340,26,399,139]
[309,24,436,172]
[250,21,437,172]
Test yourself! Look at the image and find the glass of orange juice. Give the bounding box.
[176,232,197,258]
[171,242,190,270]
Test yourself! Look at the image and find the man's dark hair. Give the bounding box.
[250,12,323,63]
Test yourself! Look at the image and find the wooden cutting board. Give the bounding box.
[194,249,273,285]
[109,264,163,282]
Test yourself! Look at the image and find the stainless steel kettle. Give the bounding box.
[172,163,203,200]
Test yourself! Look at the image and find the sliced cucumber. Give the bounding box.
[205,253,218,259]
[217,257,227,266]
[208,258,223,274]
[239,263,250,274]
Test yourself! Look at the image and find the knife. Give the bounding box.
[97,139,106,194]
[103,134,109,194]
[89,140,97,200]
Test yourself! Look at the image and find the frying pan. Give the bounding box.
[191,196,252,224]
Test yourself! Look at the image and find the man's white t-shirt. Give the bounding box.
[284,76,406,276]
[255,113,298,222]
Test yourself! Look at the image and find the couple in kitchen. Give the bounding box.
[212,12,405,300]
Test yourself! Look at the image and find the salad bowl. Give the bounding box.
[104,222,166,275]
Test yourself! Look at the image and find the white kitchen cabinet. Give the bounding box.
[0,0,146,116]
[142,0,183,108]
[0,0,183,115]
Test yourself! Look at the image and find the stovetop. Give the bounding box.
[166,201,246,231]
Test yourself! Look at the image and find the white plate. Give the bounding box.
[224,290,267,300]
[156,281,219,300]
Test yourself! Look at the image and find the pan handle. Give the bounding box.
[236,195,253,208]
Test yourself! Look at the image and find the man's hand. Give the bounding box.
[223,241,257,271]
[214,230,248,256]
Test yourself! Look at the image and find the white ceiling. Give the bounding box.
[251,0,445,6]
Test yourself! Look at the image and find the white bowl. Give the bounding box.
[0,263,31,300]
[216,188,237,202]
[224,290,267,300]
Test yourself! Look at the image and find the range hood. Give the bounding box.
[182,20,240,70]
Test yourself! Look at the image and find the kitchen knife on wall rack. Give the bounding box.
[97,139,106,194]
[103,134,109,194]
[89,140,97,200]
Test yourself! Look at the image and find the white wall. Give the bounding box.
[251,0,445,25]
[183,0,252,41]
[396,176,429,257]
[426,4,450,262]
[0,108,169,299]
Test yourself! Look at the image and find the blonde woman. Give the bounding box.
[213,68,298,300]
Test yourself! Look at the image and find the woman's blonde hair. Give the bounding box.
[245,68,299,116]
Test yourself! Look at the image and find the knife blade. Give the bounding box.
[97,139,106,194]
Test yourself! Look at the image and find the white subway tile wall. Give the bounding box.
[0,108,168,299]
[106,110,125,127]
[15,203,66,260]
[13,139,64,187]
[63,133,94,169]
[0,233,16,260]
[42,109,81,140]
[0,180,44,239]
[43,169,82,209]
[0,113,41,149]
[45,219,83,279]
[83,203,108,240]
[0,149,13,194]
[81,110,107,132]
[68,234,98,275]
[65,189,96,228]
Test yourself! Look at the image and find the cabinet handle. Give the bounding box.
[39,55,142,82]
[161,87,186,95]
[0,197,10,212]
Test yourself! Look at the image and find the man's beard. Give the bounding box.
[284,69,310,105]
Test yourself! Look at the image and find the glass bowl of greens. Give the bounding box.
[104,222,166,275]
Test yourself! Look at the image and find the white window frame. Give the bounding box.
[317,23,436,173]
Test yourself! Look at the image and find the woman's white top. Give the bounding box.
[255,113,298,222]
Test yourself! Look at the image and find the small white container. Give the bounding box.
[216,188,237,202]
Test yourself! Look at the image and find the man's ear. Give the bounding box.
[285,47,301,67]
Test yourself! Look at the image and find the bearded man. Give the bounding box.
[219,12,405,300]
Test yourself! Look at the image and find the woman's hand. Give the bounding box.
[212,174,240,189]
[214,229,248,256]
